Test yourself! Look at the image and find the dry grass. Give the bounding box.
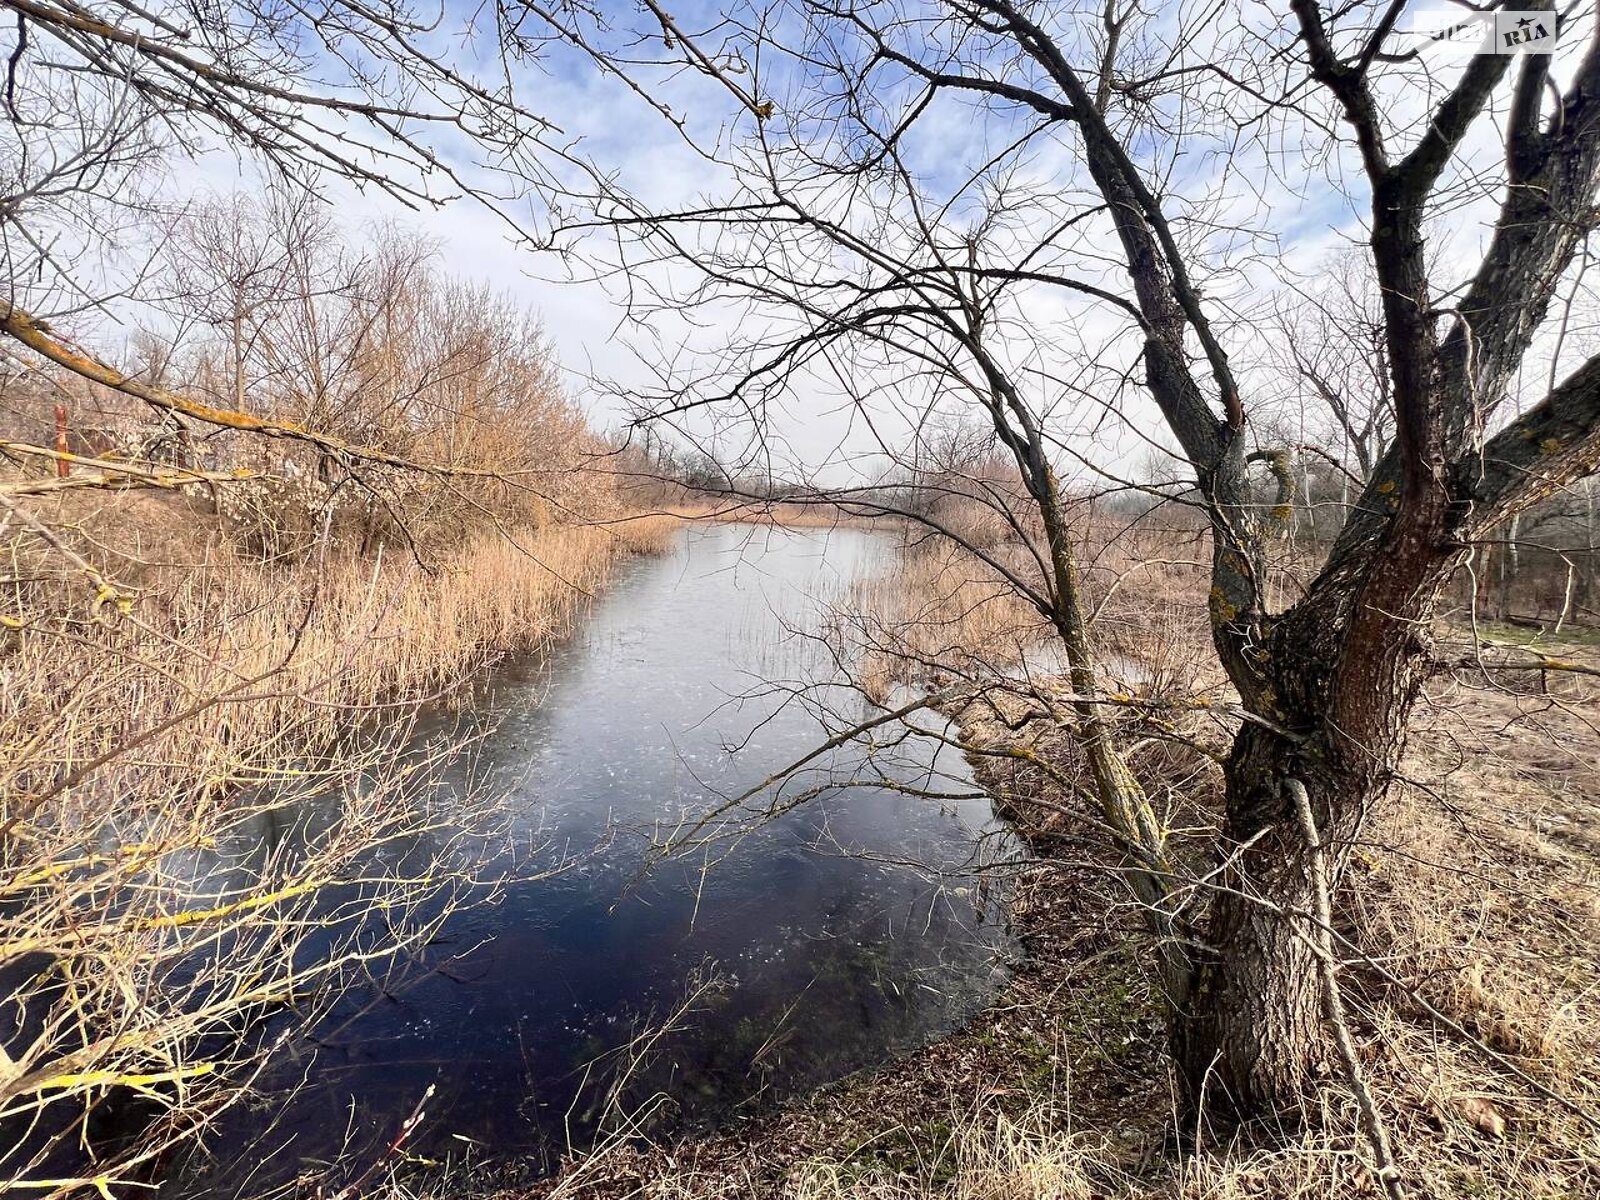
[835,514,1220,705]
[3,500,681,811]
[0,488,680,1193]
[646,496,898,531]
[786,1107,1108,1200]
[841,536,1049,702]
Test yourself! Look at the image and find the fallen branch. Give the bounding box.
[0,440,259,496]
[1,304,528,482]
[1439,647,1600,679]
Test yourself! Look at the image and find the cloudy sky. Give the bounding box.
[14,1,1597,485]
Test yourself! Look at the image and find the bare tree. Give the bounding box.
[0,0,571,312]
[1268,248,1394,483]
[528,0,1600,1125]
[6,0,1599,1162]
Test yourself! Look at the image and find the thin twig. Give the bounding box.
[1288,777,1405,1200]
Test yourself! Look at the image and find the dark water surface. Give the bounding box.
[183,524,1016,1193]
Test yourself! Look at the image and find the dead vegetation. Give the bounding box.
[834,509,1218,707]
[7,490,677,776]
[0,496,679,1193]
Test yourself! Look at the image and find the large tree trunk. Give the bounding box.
[1174,870,1326,1118]
[1171,735,1377,1119]
[1170,587,1436,1120]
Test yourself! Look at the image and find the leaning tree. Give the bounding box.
[534,0,1600,1125]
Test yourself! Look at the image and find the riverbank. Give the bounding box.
[128,519,1022,1200]
[4,497,683,815]
[509,636,1600,1199]
[621,493,910,532]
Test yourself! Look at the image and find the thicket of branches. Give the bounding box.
[0,185,667,1191]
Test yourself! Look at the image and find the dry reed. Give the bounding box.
[0,500,681,1194]
[3,511,681,810]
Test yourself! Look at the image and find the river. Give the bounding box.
[178,523,1016,1192]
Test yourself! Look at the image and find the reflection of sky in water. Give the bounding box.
[179,524,1017,1193]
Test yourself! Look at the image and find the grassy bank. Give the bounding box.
[3,498,682,813]
[626,492,907,532]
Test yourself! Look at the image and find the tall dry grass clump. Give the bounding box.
[833,501,1218,705]
[837,536,1050,704]
[3,499,681,815]
[788,1106,1105,1200]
